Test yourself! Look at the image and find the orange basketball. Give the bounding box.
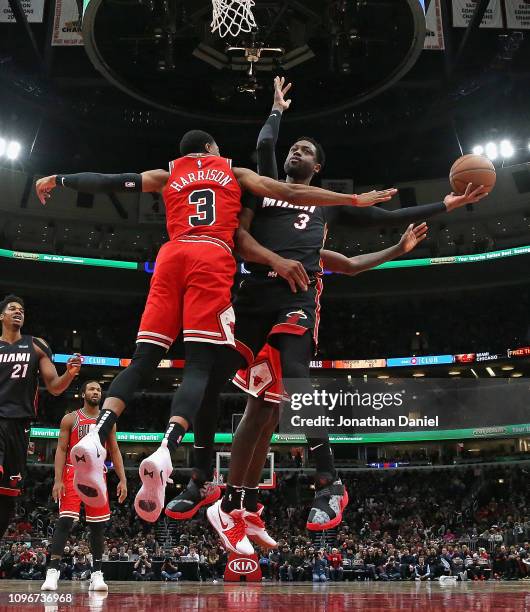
[449,154,496,195]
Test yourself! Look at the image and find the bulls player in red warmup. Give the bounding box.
[41,380,126,592]
[0,295,82,539]
[36,130,395,526]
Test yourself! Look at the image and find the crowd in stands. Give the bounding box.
[2,465,529,583]
[14,283,530,364]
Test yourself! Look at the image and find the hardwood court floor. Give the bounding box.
[0,579,529,611]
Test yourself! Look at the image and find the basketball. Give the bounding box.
[449,154,496,195]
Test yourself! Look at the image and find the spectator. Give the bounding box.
[133,552,154,581]
[414,557,430,582]
[326,548,344,581]
[161,557,181,582]
[312,551,328,583]
[72,552,91,581]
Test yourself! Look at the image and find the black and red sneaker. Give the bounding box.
[165,476,221,520]
[306,474,348,531]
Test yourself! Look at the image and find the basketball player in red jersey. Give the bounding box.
[41,380,126,592]
[0,294,82,540]
[36,132,395,531]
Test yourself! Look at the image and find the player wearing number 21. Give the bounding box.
[35,131,394,523]
[0,294,82,538]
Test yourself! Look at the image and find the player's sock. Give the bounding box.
[243,486,259,512]
[193,446,215,482]
[88,521,105,572]
[49,516,74,559]
[0,495,16,540]
[164,422,186,454]
[94,409,118,446]
[49,557,61,570]
[307,438,336,479]
[221,484,245,513]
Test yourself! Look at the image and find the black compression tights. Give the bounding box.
[276,333,335,478]
[170,343,244,427]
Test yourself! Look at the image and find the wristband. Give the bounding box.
[56,175,66,187]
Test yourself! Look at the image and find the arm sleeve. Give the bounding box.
[256,110,282,179]
[32,337,53,359]
[56,172,143,193]
[334,201,447,227]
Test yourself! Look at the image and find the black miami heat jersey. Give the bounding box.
[244,196,337,274]
[0,335,40,420]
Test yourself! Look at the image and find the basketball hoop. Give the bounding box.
[211,0,257,39]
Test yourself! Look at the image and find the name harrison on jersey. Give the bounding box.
[0,352,31,363]
[169,169,233,192]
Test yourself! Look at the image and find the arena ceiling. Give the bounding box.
[0,1,529,181]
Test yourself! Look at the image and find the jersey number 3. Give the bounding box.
[294,213,310,230]
[188,189,216,227]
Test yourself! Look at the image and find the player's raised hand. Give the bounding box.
[444,183,489,211]
[272,76,292,112]
[35,175,58,205]
[398,223,428,254]
[66,353,83,377]
[52,480,65,503]
[271,255,310,293]
[117,480,128,503]
[355,188,398,207]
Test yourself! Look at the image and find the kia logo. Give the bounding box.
[228,559,258,574]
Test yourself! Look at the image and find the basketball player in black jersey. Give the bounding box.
[0,295,82,538]
[169,77,490,544]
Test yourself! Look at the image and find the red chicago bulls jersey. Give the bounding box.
[162,154,242,249]
[65,409,97,467]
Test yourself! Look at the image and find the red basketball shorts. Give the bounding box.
[59,465,110,522]
[138,236,238,350]
[233,343,288,405]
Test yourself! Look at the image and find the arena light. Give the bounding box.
[448,370,461,376]
[412,372,425,377]
[485,142,498,160]
[511,372,523,378]
[501,365,514,371]
[0,138,6,156]
[6,140,21,160]
[472,145,484,155]
[486,367,496,377]
[499,139,514,158]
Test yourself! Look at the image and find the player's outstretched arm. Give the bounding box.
[339,183,489,228]
[321,223,428,276]
[234,167,396,207]
[256,76,292,179]
[108,425,127,503]
[35,169,169,204]
[52,413,74,503]
[34,338,81,396]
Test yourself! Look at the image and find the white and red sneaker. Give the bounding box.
[244,504,278,549]
[134,441,173,522]
[206,500,254,555]
[70,431,107,508]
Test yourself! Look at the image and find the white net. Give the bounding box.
[211,0,257,38]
